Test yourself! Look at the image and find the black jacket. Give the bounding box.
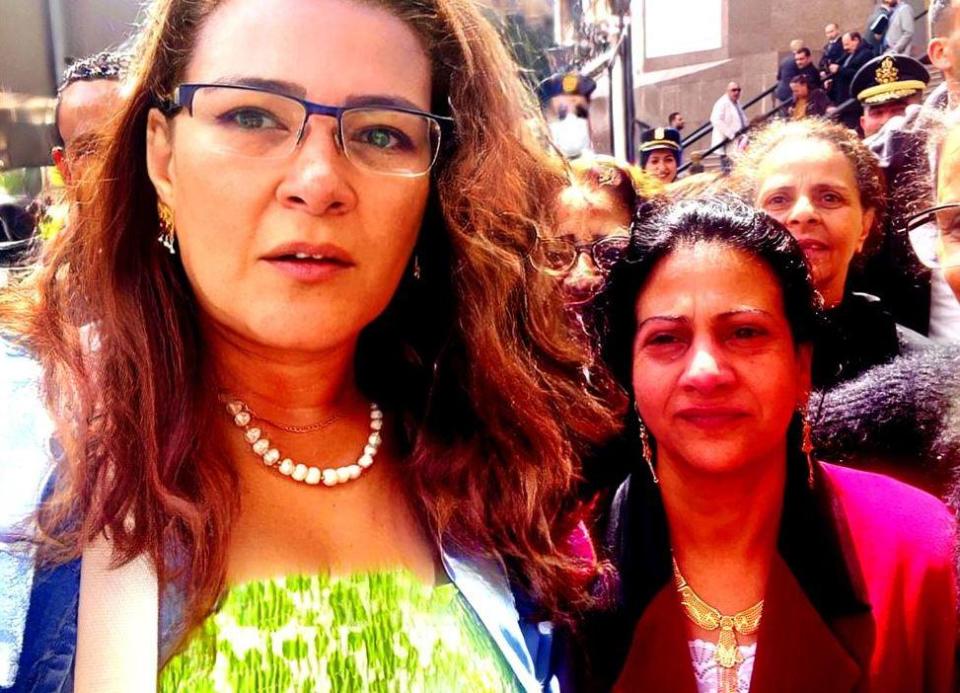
[819,37,845,73]
[776,58,822,102]
[831,43,874,111]
[813,343,960,480]
[812,291,929,391]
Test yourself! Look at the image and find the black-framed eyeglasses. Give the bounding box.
[902,202,960,269]
[533,235,630,274]
[161,83,455,177]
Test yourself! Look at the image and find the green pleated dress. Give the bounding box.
[158,569,522,692]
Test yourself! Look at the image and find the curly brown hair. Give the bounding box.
[1,0,621,630]
[730,118,887,238]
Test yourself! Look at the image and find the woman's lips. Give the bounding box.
[797,238,829,254]
[261,242,356,284]
[265,256,352,283]
[675,407,749,430]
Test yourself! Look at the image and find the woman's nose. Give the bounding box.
[678,340,734,392]
[275,121,358,216]
[564,251,603,292]
[786,194,819,226]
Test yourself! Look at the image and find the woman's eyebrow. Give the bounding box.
[342,94,425,111]
[716,308,774,320]
[637,315,685,330]
[213,76,306,98]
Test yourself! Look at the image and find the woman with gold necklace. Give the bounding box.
[581,197,957,692]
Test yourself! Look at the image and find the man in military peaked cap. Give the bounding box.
[538,72,597,159]
[639,127,682,183]
[852,53,930,138]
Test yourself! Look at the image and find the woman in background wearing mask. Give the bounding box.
[538,71,596,160]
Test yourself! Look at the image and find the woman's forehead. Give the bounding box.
[637,244,784,317]
[186,0,432,107]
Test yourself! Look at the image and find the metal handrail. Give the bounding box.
[677,94,859,174]
[680,84,778,151]
[676,6,928,154]
[677,95,791,174]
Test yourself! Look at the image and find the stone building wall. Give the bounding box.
[591,0,929,155]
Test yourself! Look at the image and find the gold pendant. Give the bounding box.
[715,620,742,669]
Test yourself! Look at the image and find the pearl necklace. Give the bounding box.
[224,399,383,487]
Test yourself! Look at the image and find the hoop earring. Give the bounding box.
[637,416,659,485]
[800,406,815,488]
[412,254,422,281]
[157,202,176,255]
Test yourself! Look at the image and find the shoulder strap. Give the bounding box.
[75,536,158,692]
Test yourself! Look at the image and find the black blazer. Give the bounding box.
[834,44,874,103]
[819,37,844,72]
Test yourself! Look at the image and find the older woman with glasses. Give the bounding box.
[0,0,618,690]
[536,156,660,310]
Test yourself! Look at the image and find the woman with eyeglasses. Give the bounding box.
[0,0,619,690]
[580,197,956,692]
[732,119,929,391]
[536,156,660,311]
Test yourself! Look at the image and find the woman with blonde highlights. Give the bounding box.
[0,0,617,689]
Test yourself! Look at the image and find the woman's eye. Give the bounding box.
[821,191,844,205]
[730,325,766,341]
[763,194,789,208]
[645,332,683,348]
[353,127,412,151]
[219,108,283,130]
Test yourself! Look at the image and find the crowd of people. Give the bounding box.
[0,0,958,691]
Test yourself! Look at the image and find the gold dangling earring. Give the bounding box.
[157,201,176,255]
[637,416,659,485]
[800,406,815,488]
[412,254,422,281]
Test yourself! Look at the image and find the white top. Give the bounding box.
[710,95,747,153]
[689,639,757,693]
[928,269,960,342]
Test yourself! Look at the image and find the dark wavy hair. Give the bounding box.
[593,197,821,491]
[598,196,819,392]
[0,0,620,632]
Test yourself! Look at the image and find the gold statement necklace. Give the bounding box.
[672,558,763,693]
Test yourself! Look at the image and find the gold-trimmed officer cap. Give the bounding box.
[851,54,930,105]
[537,71,597,104]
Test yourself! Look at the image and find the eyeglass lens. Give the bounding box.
[536,236,629,273]
[187,86,442,175]
[935,204,960,268]
[908,204,960,269]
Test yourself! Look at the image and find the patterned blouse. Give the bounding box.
[159,570,521,692]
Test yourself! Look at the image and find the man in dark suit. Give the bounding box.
[829,32,875,127]
[775,39,804,103]
[819,23,845,77]
[776,42,822,104]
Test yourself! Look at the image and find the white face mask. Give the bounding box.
[549,114,592,158]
